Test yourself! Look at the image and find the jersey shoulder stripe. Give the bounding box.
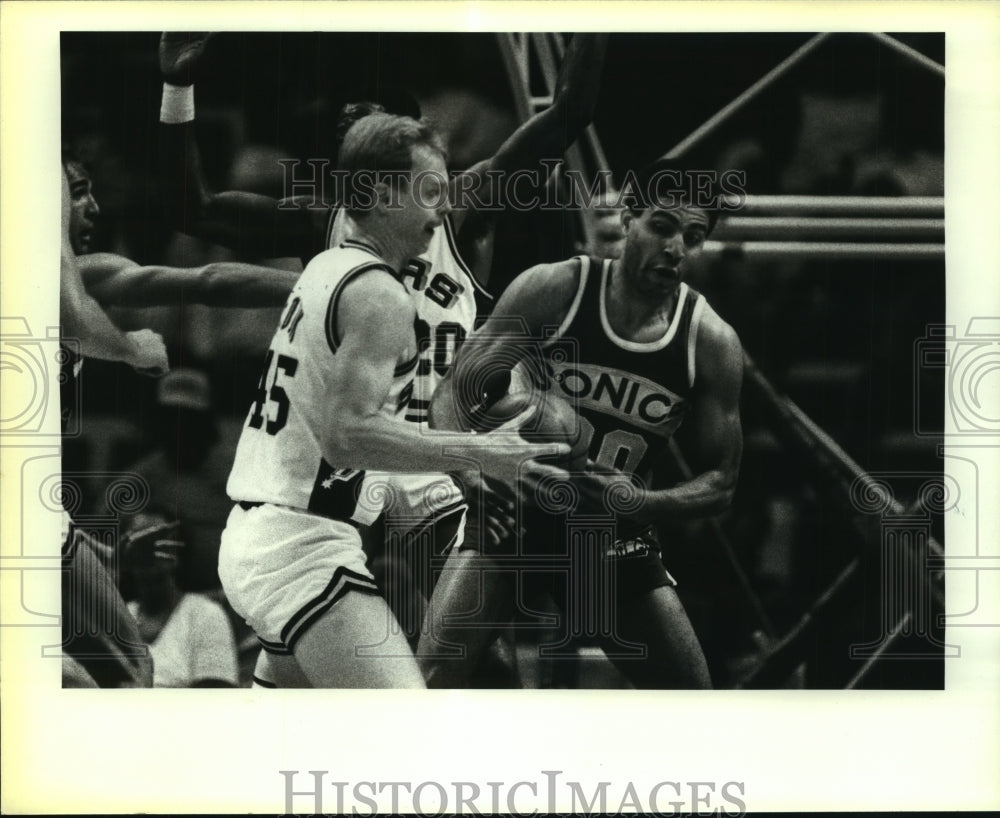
[543,255,591,346]
[687,293,706,388]
[324,260,400,355]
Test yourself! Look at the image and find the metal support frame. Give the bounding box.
[736,560,860,689]
[844,612,913,689]
[704,241,944,262]
[737,196,944,218]
[668,439,777,641]
[496,32,611,252]
[664,33,833,159]
[667,32,942,160]
[713,217,944,241]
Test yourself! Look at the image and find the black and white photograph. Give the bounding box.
[2,1,998,814]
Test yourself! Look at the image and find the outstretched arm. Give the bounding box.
[79,253,298,308]
[451,35,607,250]
[60,171,169,375]
[158,33,324,260]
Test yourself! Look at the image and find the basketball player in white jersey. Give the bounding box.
[217,114,565,688]
[420,160,744,688]
[156,32,607,671]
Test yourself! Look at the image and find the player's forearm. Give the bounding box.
[328,412,506,476]
[642,469,738,520]
[193,262,298,306]
[158,119,213,232]
[552,33,607,131]
[574,467,736,522]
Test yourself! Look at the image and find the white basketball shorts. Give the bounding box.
[218,502,379,655]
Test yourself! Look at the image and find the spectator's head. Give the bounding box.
[154,368,218,469]
[61,148,100,254]
[578,188,626,259]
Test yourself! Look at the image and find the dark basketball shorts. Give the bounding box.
[478,509,677,612]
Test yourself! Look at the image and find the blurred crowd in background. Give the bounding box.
[61,31,945,688]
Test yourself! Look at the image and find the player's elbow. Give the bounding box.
[713,486,736,514]
[328,407,377,457]
[196,264,223,304]
[710,470,739,513]
[329,416,360,454]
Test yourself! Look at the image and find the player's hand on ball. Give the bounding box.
[126,329,169,377]
[159,32,214,85]
[459,472,518,548]
[519,460,575,511]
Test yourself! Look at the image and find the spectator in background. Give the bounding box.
[123,368,234,592]
[122,510,238,688]
[576,187,626,260]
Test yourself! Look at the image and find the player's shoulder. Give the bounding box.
[694,296,743,377]
[306,244,395,281]
[333,256,413,321]
[505,257,584,309]
[695,296,739,347]
[304,244,365,272]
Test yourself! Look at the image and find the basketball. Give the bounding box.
[475,390,590,471]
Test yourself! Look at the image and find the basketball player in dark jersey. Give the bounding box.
[64,152,300,310]
[420,161,744,688]
[60,164,165,686]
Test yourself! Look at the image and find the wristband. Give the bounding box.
[160,82,195,124]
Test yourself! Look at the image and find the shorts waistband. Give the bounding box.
[236,500,361,529]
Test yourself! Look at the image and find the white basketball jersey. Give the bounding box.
[227,242,417,526]
[327,209,489,524]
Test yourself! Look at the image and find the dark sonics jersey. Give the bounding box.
[544,256,706,482]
